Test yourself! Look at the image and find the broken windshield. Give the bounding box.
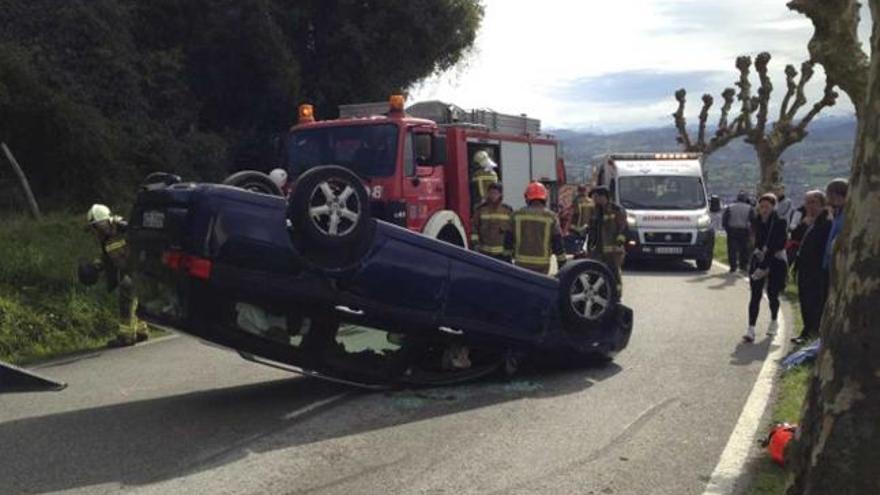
[287,124,399,178]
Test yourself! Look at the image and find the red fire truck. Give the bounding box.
[280,95,567,247]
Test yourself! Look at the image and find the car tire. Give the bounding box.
[696,255,713,271]
[558,259,619,329]
[223,170,283,196]
[289,165,371,249]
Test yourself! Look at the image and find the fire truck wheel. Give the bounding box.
[289,165,371,249]
[222,170,283,196]
[558,259,618,329]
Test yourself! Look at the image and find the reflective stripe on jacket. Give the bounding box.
[507,206,564,273]
[471,203,513,256]
[588,203,627,256]
[471,169,498,204]
[570,195,594,233]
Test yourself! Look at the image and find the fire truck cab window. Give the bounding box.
[414,133,432,165]
[404,133,415,177]
[287,124,398,178]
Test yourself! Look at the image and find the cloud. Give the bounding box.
[410,0,862,130]
[557,70,727,104]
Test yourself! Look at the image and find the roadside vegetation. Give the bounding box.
[713,237,813,494]
[0,214,122,364]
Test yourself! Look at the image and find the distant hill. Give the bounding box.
[555,117,857,203]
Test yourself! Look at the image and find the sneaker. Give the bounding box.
[790,336,807,345]
[767,321,779,336]
[742,326,756,343]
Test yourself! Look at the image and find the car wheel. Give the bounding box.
[696,255,713,271]
[289,166,371,249]
[223,170,283,196]
[558,259,618,328]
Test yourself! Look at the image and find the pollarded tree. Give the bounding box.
[672,53,839,193]
[783,1,880,494]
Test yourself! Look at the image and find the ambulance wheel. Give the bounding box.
[289,165,371,249]
[558,259,618,329]
[223,170,282,196]
[696,255,713,271]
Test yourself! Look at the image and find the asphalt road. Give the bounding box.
[0,261,790,495]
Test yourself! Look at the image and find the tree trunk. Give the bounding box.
[786,2,880,492]
[756,147,781,194]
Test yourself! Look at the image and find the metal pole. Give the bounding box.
[1,142,41,220]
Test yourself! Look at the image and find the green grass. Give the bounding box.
[0,213,161,365]
[714,235,813,494]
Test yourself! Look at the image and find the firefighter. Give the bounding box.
[81,204,149,348]
[470,150,499,207]
[470,182,513,262]
[506,182,566,275]
[269,168,291,196]
[586,185,627,294]
[567,184,594,252]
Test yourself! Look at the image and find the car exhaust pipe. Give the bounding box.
[0,360,67,393]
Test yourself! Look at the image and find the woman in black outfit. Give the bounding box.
[744,193,788,343]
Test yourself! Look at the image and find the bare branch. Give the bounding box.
[779,65,798,122]
[697,94,713,149]
[672,88,694,150]
[787,0,869,116]
[793,80,839,138]
[734,56,754,132]
[753,52,773,140]
[716,88,736,133]
[786,61,815,121]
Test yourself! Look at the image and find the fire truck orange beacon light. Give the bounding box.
[389,94,405,112]
[298,104,315,124]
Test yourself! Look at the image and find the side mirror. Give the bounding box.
[430,135,447,165]
[709,195,721,213]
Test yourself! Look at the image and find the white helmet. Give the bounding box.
[269,168,288,188]
[87,204,111,224]
[473,150,497,170]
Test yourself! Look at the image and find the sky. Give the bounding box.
[409,0,870,132]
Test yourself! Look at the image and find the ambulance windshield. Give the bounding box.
[617,176,706,210]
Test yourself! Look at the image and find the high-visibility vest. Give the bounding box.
[471,169,498,204]
[512,207,560,273]
[590,204,627,255]
[571,195,594,232]
[471,203,513,256]
[101,218,129,270]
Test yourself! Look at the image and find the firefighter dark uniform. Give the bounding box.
[471,168,499,206]
[586,189,627,294]
[471,202,514,262]
[470,150,499,207]
[506,182,566,275]
[82,204,148,347]
[569,192,594,235]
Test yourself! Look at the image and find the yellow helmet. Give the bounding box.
[86,204,112,224]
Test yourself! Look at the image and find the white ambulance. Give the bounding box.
[595,153,720,271]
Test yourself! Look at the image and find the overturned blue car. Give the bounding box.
[128,167,633,388]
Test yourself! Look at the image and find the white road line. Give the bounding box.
[283,393,350,421]
[702,260,790,495]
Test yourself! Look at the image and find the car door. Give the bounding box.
[438,252,559,343]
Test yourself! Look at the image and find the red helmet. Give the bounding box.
[524,182,548,202]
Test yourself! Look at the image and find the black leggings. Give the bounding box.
[749,260,787,326]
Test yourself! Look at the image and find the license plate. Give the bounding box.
[142,210,165,229]
[655,246,683,255]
